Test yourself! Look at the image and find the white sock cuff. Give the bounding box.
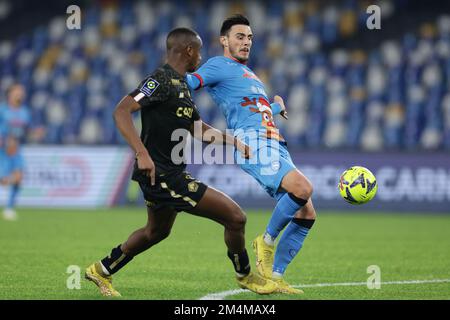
[263,232,276,246]
[272,272,283,279]
[100,262,110,275]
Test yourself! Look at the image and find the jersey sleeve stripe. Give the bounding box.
[192,73,204,89]
[133,92,145,102]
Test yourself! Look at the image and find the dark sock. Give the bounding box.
[227,249,251,276]
[288,193,308,206]
[101,244,133,275]
[292,218,315,229]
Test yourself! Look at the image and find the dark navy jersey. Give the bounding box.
[128,64,200,179]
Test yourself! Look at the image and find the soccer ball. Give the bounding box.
[338,166,377,205]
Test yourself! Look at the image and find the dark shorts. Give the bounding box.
[137,170,208,213]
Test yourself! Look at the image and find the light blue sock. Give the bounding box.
[7,184,20,209]
[273,218,315,276]
[265,193,307,240]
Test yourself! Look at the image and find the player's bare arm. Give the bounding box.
[273,95,288,120]
[0,170,22,186]
[113,95,156,185]
[10,171,22,185]
[190,120,252,158]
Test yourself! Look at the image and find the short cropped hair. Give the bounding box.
[220,14,250,36]
[166,27,199,51]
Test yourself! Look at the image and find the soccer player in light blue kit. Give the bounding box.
[0,84,31,221]
[187,15,316,294]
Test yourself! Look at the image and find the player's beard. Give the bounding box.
[230,46,249,63]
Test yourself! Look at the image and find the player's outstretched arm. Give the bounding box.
[273,95,288,120]
[190,120,251,158]
[113,96,156,185]
[0,167,21,185]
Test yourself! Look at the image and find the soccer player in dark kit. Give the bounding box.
[85,28,277,297]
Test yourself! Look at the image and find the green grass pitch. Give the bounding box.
[0,208,449,300]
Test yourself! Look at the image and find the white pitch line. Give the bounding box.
[199,278,450,300]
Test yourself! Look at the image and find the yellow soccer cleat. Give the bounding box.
[236,272,278,294]
[273,278,304,294]
[252,234,274,279]
[85,262,121,297]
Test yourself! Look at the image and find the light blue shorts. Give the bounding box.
[236,140,296,200]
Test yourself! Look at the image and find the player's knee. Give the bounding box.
[291,178,313,200]
[226,207,247,231]
[233,211,247,229]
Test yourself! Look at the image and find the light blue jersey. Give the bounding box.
[187,56,296,198]
[187,56,284,141]
[0,104,30,178]
[0,103,30,143]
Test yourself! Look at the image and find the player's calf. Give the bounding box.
[223,208,247,252]
[121,226,171,257]
[192,191,247,253]
[264,170,313,244]
[294,199,317,220]
[272,202,316,284]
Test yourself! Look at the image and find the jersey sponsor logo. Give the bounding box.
[242,67,262,83]
[139,78,160,97]
[241,97,275,127]
[176,106,194,118]
[240,96,285,142]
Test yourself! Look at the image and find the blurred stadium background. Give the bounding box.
[1,0,450,301]
[1,0,450,212]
